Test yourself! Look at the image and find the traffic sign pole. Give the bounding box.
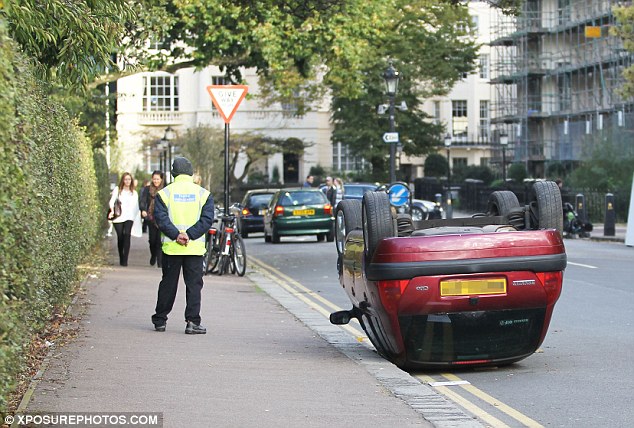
[206,85,248,211]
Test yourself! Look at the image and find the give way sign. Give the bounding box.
[206,85,248,124]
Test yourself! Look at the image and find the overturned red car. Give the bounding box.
[331,181,566,369]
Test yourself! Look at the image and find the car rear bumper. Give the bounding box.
[274,217,334,235]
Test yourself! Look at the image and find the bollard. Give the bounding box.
[575,193,588,224]
[604,193,616,236]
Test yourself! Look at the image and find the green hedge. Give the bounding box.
[0,22,102,407]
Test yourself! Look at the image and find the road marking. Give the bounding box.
[418,374,510,427]
[250,255,543,427]
[568,261,598,269]
[441,373,544,428]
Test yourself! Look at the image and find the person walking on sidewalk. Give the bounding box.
[151,157,214,334]
[139,170,165,267]
[108,172,142,266]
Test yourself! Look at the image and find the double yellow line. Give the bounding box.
[250,256,543,428]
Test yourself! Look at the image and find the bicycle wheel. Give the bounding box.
[231,234,247,276]
[217,254,230,276]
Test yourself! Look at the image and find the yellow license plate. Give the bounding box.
[293,209,315,216]
[440,278,506,296]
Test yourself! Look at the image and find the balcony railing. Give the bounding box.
[138,111,183,125]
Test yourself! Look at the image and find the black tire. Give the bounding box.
[231,234,247,276]
[335,199,362,254]
[242,230,249,239]
[264,229,271,243]
[326,226,335,242]
[528,181,563,233]
[217,254,230,276]
[271,224,280,243]
[316,233,325,242]
[487,191,520,217]
[205,234,220,274]
[362,191,395,261]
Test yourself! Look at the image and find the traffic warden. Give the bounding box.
[151,157,214,334]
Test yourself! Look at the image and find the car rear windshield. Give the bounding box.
[279,191,327,207]
[249,194,273,206]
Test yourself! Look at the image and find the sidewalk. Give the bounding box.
[21,236,470,427]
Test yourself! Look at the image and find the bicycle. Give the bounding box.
[204,213,246,276]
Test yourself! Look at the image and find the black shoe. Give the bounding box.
[150,255,156,266]
[120,261,128,266]
[154,323,166,332]
[185,321,206,335]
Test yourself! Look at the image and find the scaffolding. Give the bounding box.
[490,0,634,177]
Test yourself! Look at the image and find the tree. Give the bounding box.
[331,0,479,181]
[424,153,449,178]
[613,6,634,98]
[508,163,528,183]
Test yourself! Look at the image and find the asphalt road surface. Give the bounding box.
[246,232,634,428]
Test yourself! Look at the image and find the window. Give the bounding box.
[332,142,369,172]
[479,55,489,79]
[143,74,179,111]
[479,100,490,140]
[433,101,441,124]
[452,100,468,137]
[452,158,468,169]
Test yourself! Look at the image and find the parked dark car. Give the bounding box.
[234,189,275,238]
[319,182,379,201]
[264,188,335,243]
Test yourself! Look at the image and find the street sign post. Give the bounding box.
[206,85,249,210]
[383,132,399,143]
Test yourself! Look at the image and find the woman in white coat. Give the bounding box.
[108,172,142,266]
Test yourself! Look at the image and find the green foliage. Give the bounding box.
[452,165,495,185]
[613,6,634,98]
[508,163,528,183]
[330,1,479,180]
[309,164,326,178]
[424,153,449,178]
[2,0,137,87]
[0,25,101,407]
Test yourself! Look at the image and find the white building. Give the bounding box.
[115,66,333,184]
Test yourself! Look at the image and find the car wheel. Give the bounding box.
[242,229,249,239]
[272,225,280,243]
[487,191,520,217]
[264,228,271,243]
[316,233,325,242]
[335,199,362,254]
[528,181,563,233]
[410,206,425,222]
[362,191,395,261]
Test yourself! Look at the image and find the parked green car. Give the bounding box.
[263,188,335,243]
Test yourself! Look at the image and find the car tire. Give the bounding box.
[326,227,335,242]
[487,190,520,217]
[528,181,563,233]
[410,206,425,222]
[335,199,362,254]
[272,225,280,243]
[362,191,395,261]
[264,229,271,243]
[242,230,249,239]
[316,233,325,242]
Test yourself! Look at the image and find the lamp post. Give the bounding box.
[444,133,453,219]
[163,126,175,182]
[499,130,508,187]
[383,61,400,183]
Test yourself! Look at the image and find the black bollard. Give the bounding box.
[575,193,588,224]
[604,193,616,236]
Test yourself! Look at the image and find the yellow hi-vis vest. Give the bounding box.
[158,175,211,255]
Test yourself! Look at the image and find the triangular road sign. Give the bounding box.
[206,85,248,124]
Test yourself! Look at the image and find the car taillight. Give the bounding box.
[274,205,285,217]
[377,280,409,314]
[242,208,251,216]
[536,271,563,303]
[324,203,333,215]
[451,359,493,366]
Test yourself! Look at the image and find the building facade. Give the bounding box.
[490,0,634,177]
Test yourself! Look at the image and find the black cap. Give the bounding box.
[171,156,194,177]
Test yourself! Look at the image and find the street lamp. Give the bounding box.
[499,130,508,186]
[444,133,453,219]
[383,61,400,183]
[163,126,175,182]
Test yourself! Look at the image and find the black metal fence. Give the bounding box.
[415,177,630,223]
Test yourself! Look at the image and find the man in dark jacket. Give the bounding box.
[325,176,336,206]
[151,157,214,334]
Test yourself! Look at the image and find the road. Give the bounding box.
[245,233,634,427]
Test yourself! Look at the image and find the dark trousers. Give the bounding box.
[152,254,204,326]
[113,221,133,265]
[148,224,162,266]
